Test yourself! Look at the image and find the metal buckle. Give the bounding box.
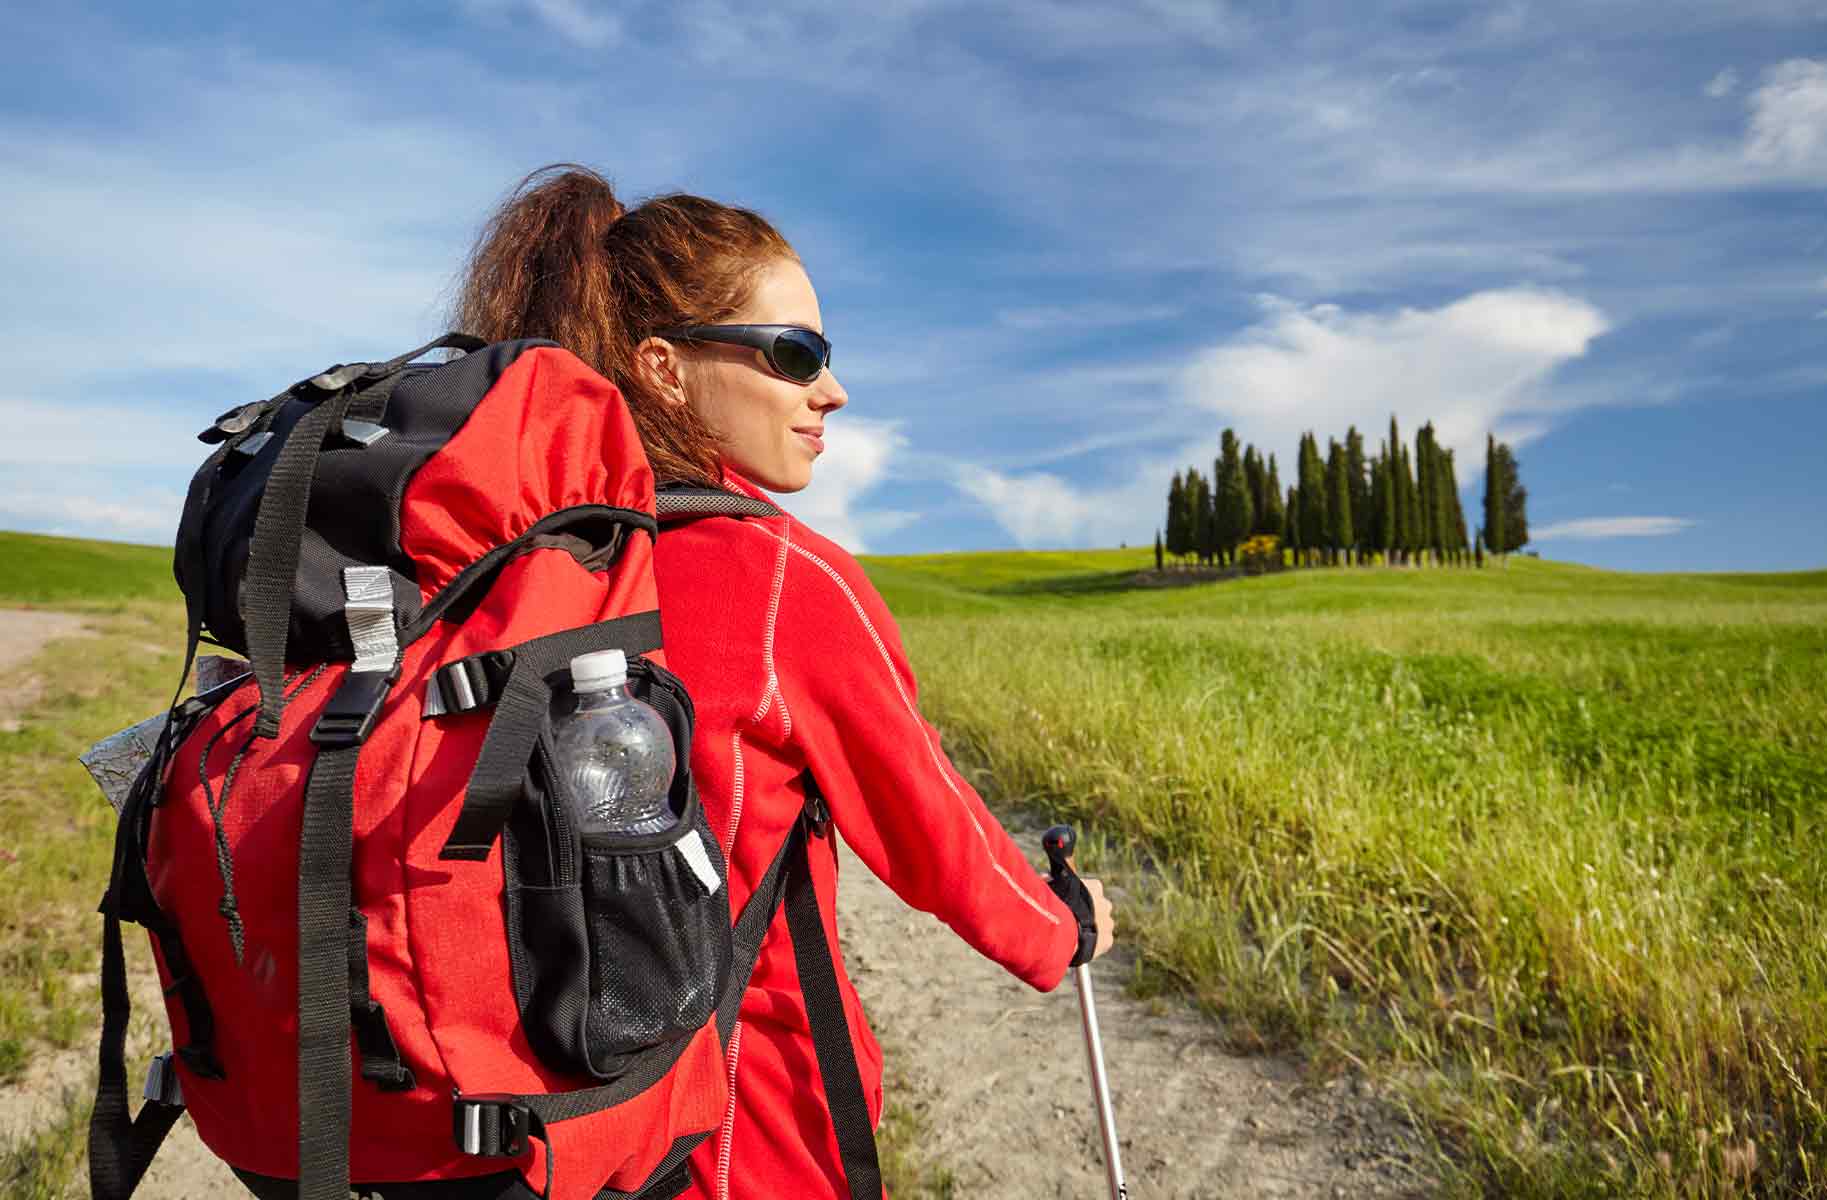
[452,1092,530,1157]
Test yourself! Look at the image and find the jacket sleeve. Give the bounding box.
[770,526,1078,993]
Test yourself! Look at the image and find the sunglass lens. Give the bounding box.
[771,330,828,382]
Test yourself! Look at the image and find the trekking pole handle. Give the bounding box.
[1042,824,1077,879]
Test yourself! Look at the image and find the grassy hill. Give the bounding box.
[4,532,1824,1196]
[859,550,1827,1197]
[0,530,173,607]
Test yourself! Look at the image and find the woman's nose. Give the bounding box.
[812,369,848,412]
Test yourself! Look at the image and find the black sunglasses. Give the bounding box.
[657,324,832,384]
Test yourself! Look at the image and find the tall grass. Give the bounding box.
[863,554,1827,1197]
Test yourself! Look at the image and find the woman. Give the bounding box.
[455,165,1115,1198]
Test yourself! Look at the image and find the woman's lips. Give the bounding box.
[795,429,825,453]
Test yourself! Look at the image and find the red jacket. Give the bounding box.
[653,474,1078,1199]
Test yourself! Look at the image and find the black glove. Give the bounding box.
[1047,871,1099,968]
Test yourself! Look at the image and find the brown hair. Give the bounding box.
[453,164,797,484]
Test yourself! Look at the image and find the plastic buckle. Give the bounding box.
[452,1093,530,1157]
[309,668,399,748]
[143,1052,183,1107]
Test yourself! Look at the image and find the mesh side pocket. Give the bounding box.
[579,808,732,1080]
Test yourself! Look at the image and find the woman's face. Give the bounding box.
[679,258,848,494]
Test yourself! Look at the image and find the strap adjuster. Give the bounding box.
[144,1052,184,1107]
[309,669,398,748]
[453,1093,530,1157]
[423,651,516,718]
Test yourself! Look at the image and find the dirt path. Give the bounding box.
[836,828,1426,1199]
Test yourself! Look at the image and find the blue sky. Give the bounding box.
[2,1,1823,571]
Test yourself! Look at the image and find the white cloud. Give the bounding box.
[772,418,913,553]
[1706,68,1740,99]
[1745,58,1827,171]
[951,464,1162,549]
[1533,516,1697,540]
[952,287,1615,550]
[1180,288,1610,472]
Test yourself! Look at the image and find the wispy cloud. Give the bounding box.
[0,488,184,541]
[1745,58,1827,172]
[1706,68,1740,98]
[1533,516,1698,540]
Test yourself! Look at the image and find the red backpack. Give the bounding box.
[89,336,881,1200]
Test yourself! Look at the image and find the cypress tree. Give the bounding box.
[1415,422,1439,566]
[1502,448,1530,554]
[1345,426,1369,564]
[1326,438,1354,565]
[1483,434,1505,561]
[1375,444,1395,565]
[1243,447,1265,538]
[1439,447,1467,565]
[1395,443,1425,566]
[1216,430,1253,565]
[1189,467,1213,566]
[1261,454,1286,544]
[1368,455,1388,565]
[1284,485,1300,566]
[1166,470,1187,563]
[1297,432,1328,566]
[1154,528,1163,571]
[1387,419,1407,564]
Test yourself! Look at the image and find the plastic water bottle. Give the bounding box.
[551,650,678,838]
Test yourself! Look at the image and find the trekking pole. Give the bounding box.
[1043,824,1128,1200]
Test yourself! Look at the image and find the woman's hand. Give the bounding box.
[1079,876,1115,960]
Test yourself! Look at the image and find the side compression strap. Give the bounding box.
[438,613,663,861]
[88,915,186,1200]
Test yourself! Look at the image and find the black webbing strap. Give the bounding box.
[297,741,361,1200]
[242,388,357,739]
[783,805,883,1200]
[88,915,186,1200]
[438,612,663,861]
[348,909,415,1092]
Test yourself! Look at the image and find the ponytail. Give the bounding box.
[454,164,796,485]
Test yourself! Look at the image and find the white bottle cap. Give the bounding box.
[570,649,628,691]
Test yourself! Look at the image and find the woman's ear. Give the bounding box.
[633,335,690,407]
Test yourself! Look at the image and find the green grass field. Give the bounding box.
[860,549,1827,1197]
[2,530,1824,1197]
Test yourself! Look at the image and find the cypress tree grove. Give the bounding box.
[1483,434,1506,562]
[1217,430,1253,564]
[1297,432,1328,566]
[1326,438,1354,565]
